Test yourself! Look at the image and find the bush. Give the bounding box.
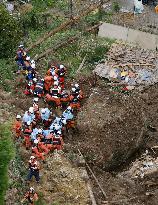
[0,124,15,205]
[0,5,22,58]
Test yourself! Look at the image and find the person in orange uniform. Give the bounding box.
[60,89,70,109]
[45,81,61,108]
[23,121,32,150]
[44,75,53,93]
[52,131,64,151]
[21,187,38,205]
[58,64,67,89]
[13,114,22,138]
[32,139,45,161]
[38,141,50,155]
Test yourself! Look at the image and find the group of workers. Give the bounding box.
[13,45,84,205]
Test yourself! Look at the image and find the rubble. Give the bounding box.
[94,42,158,89]
[120,151,158,179]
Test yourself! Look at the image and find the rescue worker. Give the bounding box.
[21,187,38,205]
[45,81,61,108]
[58,64,66,89]
[24,56,32,71]
[15,44,26,73]
[23,121,32,149]
[13,114,22,138]
[24,80,36,95]
[44,75,53,93]
[52,130,64,151]
[27,156,40,183]
[23,107,35,124]
[32,139,45,161]
[26,70,35,81]
[33,98,41,122]
[40,108,51,128]
[62,106,75,129]
[34,79,44,97]
[60,89,70,109]
[69,87,81,110]
[73,83,83,99]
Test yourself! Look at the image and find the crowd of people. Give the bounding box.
[13,44,83,205]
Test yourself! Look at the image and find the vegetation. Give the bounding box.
[0,124,15,205]
[0,5,22,58]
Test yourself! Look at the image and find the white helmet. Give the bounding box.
[31,60,35,64]
[54,124,60,130]
[72,87,76,92]
[54,76,58,81]
[33,78,37,83]
[75,83,79,88]
[51,71,55,76]
[41,108,46,114]
[54,81,59,86]
[60,65,64,69]
[30,187,35,193]
[33,97,39,102]
[26,56,30,61]
[38,129,43,134]
[29,107,34,113]
[19,44,24,48]
[30,156,35,160]
[34,139,39,144]
[67,106,72,111]
[57,130,61,135]
[31,63,36,69]
[62,118,67,125]
[27,121,31,126]
[16,114,21,119]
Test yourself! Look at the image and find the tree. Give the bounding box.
[0,5,22,58]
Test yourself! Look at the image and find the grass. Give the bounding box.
[0,58,16,91]
[0,123,15,205]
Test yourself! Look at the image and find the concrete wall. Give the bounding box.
[98,23,158,50]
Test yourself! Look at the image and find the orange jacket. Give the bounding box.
[13,120,22,134]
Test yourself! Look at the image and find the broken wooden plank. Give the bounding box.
[35,36,79,61]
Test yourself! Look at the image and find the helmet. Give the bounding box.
[34,139,39,144]
[54,124,60,130]
[41,78,44,82]
[26,56,30,61]
[31,63,36,69]
[29,107,34,113]
[31,60,35,64]
[72,87,76,92]
[29,187,35,193]
[54,81,59,86]
[33,78,37,83]
[41,108,46,114]
[19,44,24,48]
[51,71,55,76]
[27,121,31,126]
[57,130,61,135]
[74,83,79,88]
[16,114,21,119]
[28,81,33,86]
[38,129,43,134]
[54,76,58,81]
[67,106,72,110]
[60,65,64,69]
[62,118,67,125]
[33,97,39,102]
[30,156,35,160]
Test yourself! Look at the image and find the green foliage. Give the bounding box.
[0,5,22,58]
[0,124,15,205]
[112,2,120,13]
[0,58,15,91]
